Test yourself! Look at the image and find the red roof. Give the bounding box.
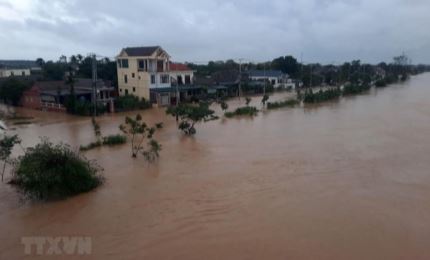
[170,62,192,71]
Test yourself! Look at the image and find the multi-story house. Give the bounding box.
[116,46,171,104]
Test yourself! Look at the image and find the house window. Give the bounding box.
[117,60,122,68]
[185,75,191,84]
[125,89,129,95]
[138,60,145,71]
[133,87,136,92]
[132,73,135,78]
[119,88,122,92]
[151,74,156,84]
[161,74,169,84]
[22,71,25,76]
[177,76,183,85]
[124,74,128,84]
[121,59,129,68]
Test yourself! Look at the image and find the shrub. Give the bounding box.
[67,99,106,116]
[115,95,152,112]
[342,83,371,95]
[79,141,102,151]
[11,139,104,200]
[224,106,258,118]
[375,79,387,87]
[267,99,299,109]
[303,87,341,103]
[102,134,127,146]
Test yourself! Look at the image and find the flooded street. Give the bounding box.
[1,73,430,259]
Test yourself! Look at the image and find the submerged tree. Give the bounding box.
[220,100,229,112]
[91,117,102,143]
[166,102,217,135]
[0,134,21,182]
[245,97,252,106]
[120,114,163,160]
[261,94,269,106]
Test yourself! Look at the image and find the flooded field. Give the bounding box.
[1,74,430,259]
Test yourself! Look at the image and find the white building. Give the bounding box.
[169,63,194,85]
[0,67,31,78]
[248,70,295,89]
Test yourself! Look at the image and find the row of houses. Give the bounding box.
[116,46,296,106]
[2,46,296,112]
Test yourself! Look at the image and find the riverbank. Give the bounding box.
[1,73,430,259]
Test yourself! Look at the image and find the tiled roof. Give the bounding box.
[170,62,192,71]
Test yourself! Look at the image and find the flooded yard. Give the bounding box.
[1,74,430,259]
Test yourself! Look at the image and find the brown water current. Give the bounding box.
[1,74,430,259]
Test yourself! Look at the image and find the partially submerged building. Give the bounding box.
[247,70,295,89]
[116,46,205,106]
[21,79,115,112]
[116,46,172,105]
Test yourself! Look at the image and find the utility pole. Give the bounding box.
[263,62,266,96]
[238,58,244,101]
[91,53,98,117]
[300,52,304,88]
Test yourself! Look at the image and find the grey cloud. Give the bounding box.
[0,0,429,64]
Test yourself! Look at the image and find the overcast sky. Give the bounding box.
[0,0,429,64]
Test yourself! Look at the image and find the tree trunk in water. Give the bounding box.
[1,161,6,182]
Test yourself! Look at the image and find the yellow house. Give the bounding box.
[116,46,171,102]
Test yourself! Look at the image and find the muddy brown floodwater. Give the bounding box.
[1,74,430,260]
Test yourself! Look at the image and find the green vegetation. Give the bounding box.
[120,114,162,160]
[115,95,152,112]
[225,106,258,118]
[0,78,31,106]
[342,84,371,95]
[375,79,387,88]
[11,139,104,200]
[303,88,342,104]
[80,119,126,151]
[267,99,299,109]
[166,103,217,135]
[102,134,127,146]
[79,135,127,151]
[66,98,106,116]
[0,135,21,182]
[79,141,102,151]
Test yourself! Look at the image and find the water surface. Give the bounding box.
[1,74,430,259]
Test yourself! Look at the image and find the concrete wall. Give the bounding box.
[0,68,31,78]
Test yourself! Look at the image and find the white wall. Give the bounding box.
[0,68,31,78]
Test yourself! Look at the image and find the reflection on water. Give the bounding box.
[1,74,430,259]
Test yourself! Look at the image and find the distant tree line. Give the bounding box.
[188,54,430,88]
[35,54,117,85]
